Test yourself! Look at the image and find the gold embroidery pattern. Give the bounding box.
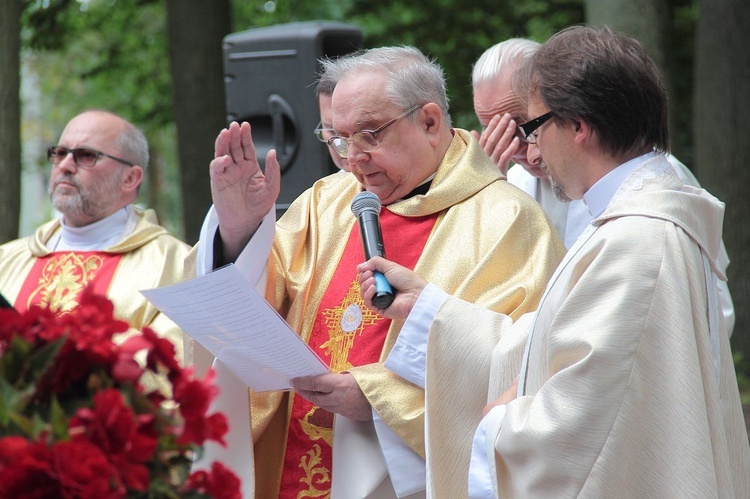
[296,406,333,498]
[296,279,381,498]
[300,406,334,448]
[298,444,330,498]
[28,253,104,315]
[319,279,381,372]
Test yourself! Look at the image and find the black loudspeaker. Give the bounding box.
[222,22,363,217]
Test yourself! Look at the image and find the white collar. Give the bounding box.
[53,206,135,251]
[583,151,660,218]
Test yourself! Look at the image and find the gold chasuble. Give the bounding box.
[0,207,191,362]
[191,129,565,498]
[279,209,437,498]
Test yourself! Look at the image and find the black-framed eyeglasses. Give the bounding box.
[326,104,421,158]
[314,121,335,143]
[47,145,134,168]
[518,111,554,144]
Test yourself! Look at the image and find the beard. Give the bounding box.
[540,161,572,203]
[49,170,124,223]
[549,176,572,203]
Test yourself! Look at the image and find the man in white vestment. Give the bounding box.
[471,37,735,334]
[0,110,189,362]
[358,26,750,498]
[188,46,565,498]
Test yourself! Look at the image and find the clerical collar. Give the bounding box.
[52,205,135,251]
[360,175,434,209]
[583,151,659,218]
[401,175,435,201]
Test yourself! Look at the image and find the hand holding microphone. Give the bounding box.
[351,191,395,309]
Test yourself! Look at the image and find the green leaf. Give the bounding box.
[0,378,16,426]
[1,336,34,383]
[7,409,36,438]
[29,412,52,441]
[25,335,66,382]
[0,376,37,427]
[49,396,70,441]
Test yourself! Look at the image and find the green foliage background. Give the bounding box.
[20,0,704,237]
[19,0,585,237]
[14,0,748,415]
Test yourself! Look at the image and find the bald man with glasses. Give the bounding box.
[188,45,565,498]
[0,110,190,364]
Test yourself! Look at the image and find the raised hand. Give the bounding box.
[210,121,281,261]
[470,113,522,175]
[357,256,428,319]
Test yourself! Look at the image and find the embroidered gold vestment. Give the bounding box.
[0,207,191,363]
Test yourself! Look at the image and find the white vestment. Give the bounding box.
[507,156,734,337]
[392,154,749,497]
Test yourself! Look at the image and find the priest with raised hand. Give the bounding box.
[188,45,565,498]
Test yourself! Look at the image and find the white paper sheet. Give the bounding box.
[140,264,328,391]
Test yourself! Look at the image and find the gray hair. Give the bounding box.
[319,46,451,126]
[316,51,358,98]
[115,120,149,173]
[315,76,337,98]
[472,38,540,88]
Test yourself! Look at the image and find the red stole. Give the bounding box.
[14,251,122,315]
[279,208,437,498]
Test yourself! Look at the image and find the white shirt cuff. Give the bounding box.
[196,206,275,292]
[384,283,449,388]
[468,405,505,498]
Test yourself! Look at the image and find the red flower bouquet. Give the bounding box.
[0,291,241,498]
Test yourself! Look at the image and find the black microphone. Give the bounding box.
[351,191,395,309]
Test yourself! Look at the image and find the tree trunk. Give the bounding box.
[166,0,231,245]
[583,0,678,156]
[0,0,22,243]
[695,0,750,359]
[584,0,670,69]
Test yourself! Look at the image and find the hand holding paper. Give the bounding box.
[291,372,373,421]
[141,264,328,392]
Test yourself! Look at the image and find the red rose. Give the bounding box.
[173,369,219,420]
[178,411,229,447]
[172,369,228,446]
[185,461,242,499]
[0,305,62,347]
[69,389,157,491]
[52,440,121,498]
[111,351,145,383]
[0,436,31,466]
[142,326,182,375]
[0,438,117,498]
[71,389,139,454]
[1,292,241,497]
[113,324,183,386]
[0,438,59,498]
